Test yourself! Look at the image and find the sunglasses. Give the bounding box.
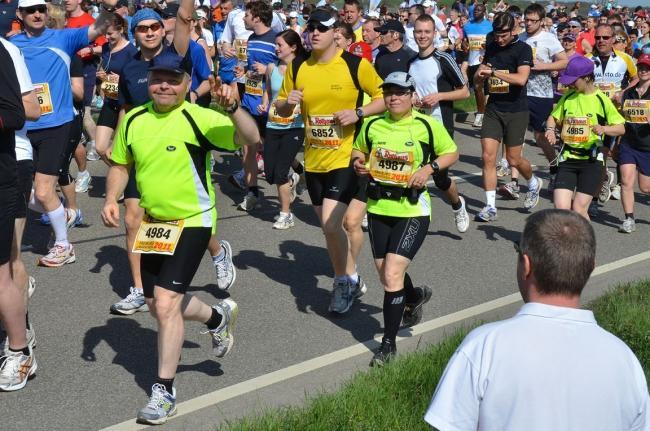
[384,89,411,97]
[22,5,47,14]
[595,35,611,40]
[306,22,332,33]
[615,37,627,43]
[135,22,163,33]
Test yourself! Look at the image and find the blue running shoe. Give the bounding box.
[137,383,177,425]
[475,206,497,222]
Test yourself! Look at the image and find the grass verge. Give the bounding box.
[221,279,650,431]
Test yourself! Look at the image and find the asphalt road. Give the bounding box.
[1,117,649,431]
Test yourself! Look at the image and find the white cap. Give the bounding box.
[590,4,597,8]
[18,0,46,8]
[289,10,297,18]
[271,0,281,4]
[366,10,380,18]
[422,0,434,7]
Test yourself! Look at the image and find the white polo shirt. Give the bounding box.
[425,302,650,431]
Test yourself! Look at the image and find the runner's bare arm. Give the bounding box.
[490,65,530,87]
[214,82,260,146]
[102,164,130,228]
[22,90,40,121]
[532,50,568,72]
[88,0,118,41]
[172,0,196,57]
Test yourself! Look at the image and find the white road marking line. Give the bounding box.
[100,251,650,431]
[428,165,543,186]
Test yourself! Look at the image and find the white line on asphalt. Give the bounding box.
[100,251,650,431]
[428,165,544,186]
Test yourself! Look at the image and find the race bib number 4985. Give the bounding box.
[561,117,590,144]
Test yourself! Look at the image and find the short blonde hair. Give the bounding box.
[47,3,66,29]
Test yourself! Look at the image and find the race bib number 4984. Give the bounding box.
[132,217,185,255]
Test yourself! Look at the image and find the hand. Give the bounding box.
[96,69,107,80]
[256,103,267,114]
[252,61,267,75]
[592,124,606,135]
[101,200,120,228]
[407,166,431,189]
[222,46,237,58]
[545,129,556,145]
[213,78,237,108]
[233,65,245,79]
[287,87,303,106]
[612,91,622,105]
[421,93,441,107]
[78,46,93,58]
[353,157,368,176]
[190,90,197,103]
[334,109,359,126]
[477,64,492,78]
[107,72,119,82]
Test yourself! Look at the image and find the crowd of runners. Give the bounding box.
[1,0,649,425]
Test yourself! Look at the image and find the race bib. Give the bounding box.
[306,115,341,150]
[34,83,53,115]
[469,36,485,51]
[369,147,414,186]
[622,99,650,124]
[561,116,590,144]
[488,70,510,94]
[596,82,619,99]
[132,216,185,255]
[268,101,299,125]
[100,75,119,100]
[234,39,248,62]
[244,74,263,96]
[439,37,450,51]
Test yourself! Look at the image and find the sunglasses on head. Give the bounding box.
[595,35,611,40]
[22,5,47,14]
[135,22,163,33]
[306,22,332,33]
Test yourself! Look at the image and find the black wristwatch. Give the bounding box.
[223,101,239,114]
[430,161,440,174]
[355,108,365,119]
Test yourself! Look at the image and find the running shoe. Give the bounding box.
[351,276,367,299]
[524,178,543,210]
[110,287,149,315]
[66,208,84,228]
[204,298,238,358]
[288,172,299,203]
[496,159,511,177]
[1,323,36,356]
[475,206,497,222]
[453,196,470,233]
[588,201,599,218]
[611,184,621,200]
[619,218,636,233]
[329,278,354,314]
[273,212,295,230]
[214,240,236,291]
[75,171,92,193]
[473,113,484,128]
[39,244,75,267]
[237,191,259,212]
[361,213,368,229]
[136,383,177,425]
[228,169,246,190]
[369,338,396,367]
[86,147,100,162]
[598,170,615,203]
[0,347,36,392]
[296,172,307,195]
[402,286,433,327]
[27,276,35,299]
[256,152,265,177]
[498,181,520,200]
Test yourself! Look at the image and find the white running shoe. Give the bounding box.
[203,299,238,358]
[619,217,635,233]
[39,244,75,267]
[1,323,36,356]
[86,141,101,161]
[0,346,36,391]
[110,287,149,315]
[214,240,236,291]
[296,172,307,195]
[611,184,621,200]
[273,212,295,230]
[453,196,470,233]
[75,171,92,193]
[361,214,368,229]
[27,276,35,299]
[237,192,259,212]
[473,113,484,128]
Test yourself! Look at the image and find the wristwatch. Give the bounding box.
[490,67,497,77]
[355,108,365,119]
[430,161,440,174]
[223,101,239,114]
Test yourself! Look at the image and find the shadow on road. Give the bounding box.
[81,318,218,393]
[235,240,383,345]
[90,245,134,298]
[476,224,520,242]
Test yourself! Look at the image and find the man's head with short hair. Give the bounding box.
[518,209,596,299]
[244,0,273,29]
[343,0,361,26]
[408,4,424,24]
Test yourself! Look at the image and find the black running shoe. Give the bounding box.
[370,338,397,367]
[402,286,432,327]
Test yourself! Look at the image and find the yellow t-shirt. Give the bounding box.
[278,50,384,173]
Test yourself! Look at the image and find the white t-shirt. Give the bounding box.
[405,17,445,52]
[1,38,33,161]
[425,302,650,431]
[201,28,214,47]
[219,8,252,83]
[519,30,564,98]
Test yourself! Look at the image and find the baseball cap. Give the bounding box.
[636,11,647,18]
[568,19,581,27]
[130,8,164,32]
[638,54,650,67]
[422,0,435,7]
[380,72,415,90]
[193,9,207,20]
[375,19,405,34]
[590,4,597,8]
[349,42,372,62]
[160,3,180,19]
[559,56,595,85]
[562,33,576,41]
[308,9,336,27]
[289,11,298,18]
[17,0,46,8]
[148,50,192,75]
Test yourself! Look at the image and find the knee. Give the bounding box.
[505,153,521,167]
[322,216,343,236]
[153,293,181,320]
[343,214,361,232]
[124,208,142,232]
[382,266,403,289]
[482,151,497,167]
[640,184,650,194]
[33,184,52,204]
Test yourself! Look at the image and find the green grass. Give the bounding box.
[453,96,477,114]
[221,279,650,430]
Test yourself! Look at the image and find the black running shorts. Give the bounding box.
[367,214,429,260]
[27,121,73,176]
[555,159,605,196]
[306,164,358,207]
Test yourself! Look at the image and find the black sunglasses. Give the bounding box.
[595,35,612,40]
[22,5,47,14]
[306,22,332,33]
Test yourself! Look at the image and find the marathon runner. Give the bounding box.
[462,2,491,128]
[101,51,260,425]
[545,55,625,220]
[618,53,650,233]
[352,72,458,367]
[409,13,470,233]
[275,8,385,314]
[475,12,543,222]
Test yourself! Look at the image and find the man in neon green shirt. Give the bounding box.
[101,52,260,425]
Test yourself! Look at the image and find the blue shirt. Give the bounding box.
[188,40,211,91]
[101,42,138,75]
[242,29,277,115]
[11,27,89,130]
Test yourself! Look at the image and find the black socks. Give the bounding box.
[205,307,222,330]
[156,377,174,394]
[383,289,406,343]
[404,273,418,304]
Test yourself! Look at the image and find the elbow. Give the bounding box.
[460,87,470,99]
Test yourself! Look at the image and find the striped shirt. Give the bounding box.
[241,29,277,116]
